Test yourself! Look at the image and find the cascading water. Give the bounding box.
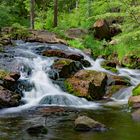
[1,40,140,113]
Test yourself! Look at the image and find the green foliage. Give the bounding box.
[68,39,85,50]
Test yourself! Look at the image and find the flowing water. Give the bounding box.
[0,41,140,140]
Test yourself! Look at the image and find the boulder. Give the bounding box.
[91,19,122,40]
[27,30,67,45]
[42,49,84,61]
[51,59,83,79]
[4,72,20,87]
[65,28,87,39]
[0,86,21,108]
[26,125,48,136]
[92,19,111,40]
[107,74,130,86]
[105,85,127,98]
[121,55,140,69]
[128,95,140,109]
[74,115,106,131]
[65,70,107,100]
[0,37,12,46]
[128,84,140,109]
[101,61,118,73]
[132,109,140,121]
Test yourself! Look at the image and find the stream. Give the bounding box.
[0,41,140,140]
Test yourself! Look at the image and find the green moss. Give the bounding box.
[132,84,140,96]
[102,65,118,73]
[64,80,92,100]
[55,59,72,66]
[0,70,9,80]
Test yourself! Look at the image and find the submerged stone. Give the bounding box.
[27,125,48,136]
[74,115,106,131]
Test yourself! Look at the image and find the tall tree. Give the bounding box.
[53,0,58,27]
[30,0,35,29]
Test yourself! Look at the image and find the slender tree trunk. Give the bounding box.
[30,0,35,29]
[53,0,58,27]
[87,0,91,17]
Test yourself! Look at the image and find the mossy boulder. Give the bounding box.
[101,61,118,73]
[50,58,83,79]
[65,70,107,100]
[132,84,140,96]
[121,55,140,69]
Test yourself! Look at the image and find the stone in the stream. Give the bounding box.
[107,74,130,86]
[105,85,127,98]
[65,70,107,100]
[26,125,48,136]
[128,84,140,108]
[101,61,118,73]
[132,109,140,121]
[3,72,20,87]
[74,115,106,131]
[42,49,84,61]
[0,86,21,108]
[51,58,83,79]
[128,95,140,108]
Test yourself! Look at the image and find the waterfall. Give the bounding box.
[1,41,140,113]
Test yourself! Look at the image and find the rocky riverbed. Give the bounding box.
[0,40,140,140]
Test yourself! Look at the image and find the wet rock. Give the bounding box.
[107,74,130,86]
[106,85,127,98]
[101,61,118,73]
[0,37,12,46]
[51,59,83,78]
[132,109,140,121]
[0,86,21,108]
[65,70,107,100]
[80,59,91,67]
[27,125,48,136]
[42,49,84,61]
[128,95,140,108]
[83,48,92,56]
[3,72,20,88]
[74,115,106,131]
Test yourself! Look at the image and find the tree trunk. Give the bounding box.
[30,0,35,29]
[53,0,58,27]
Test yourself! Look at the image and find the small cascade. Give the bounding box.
[1,41,140,112]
